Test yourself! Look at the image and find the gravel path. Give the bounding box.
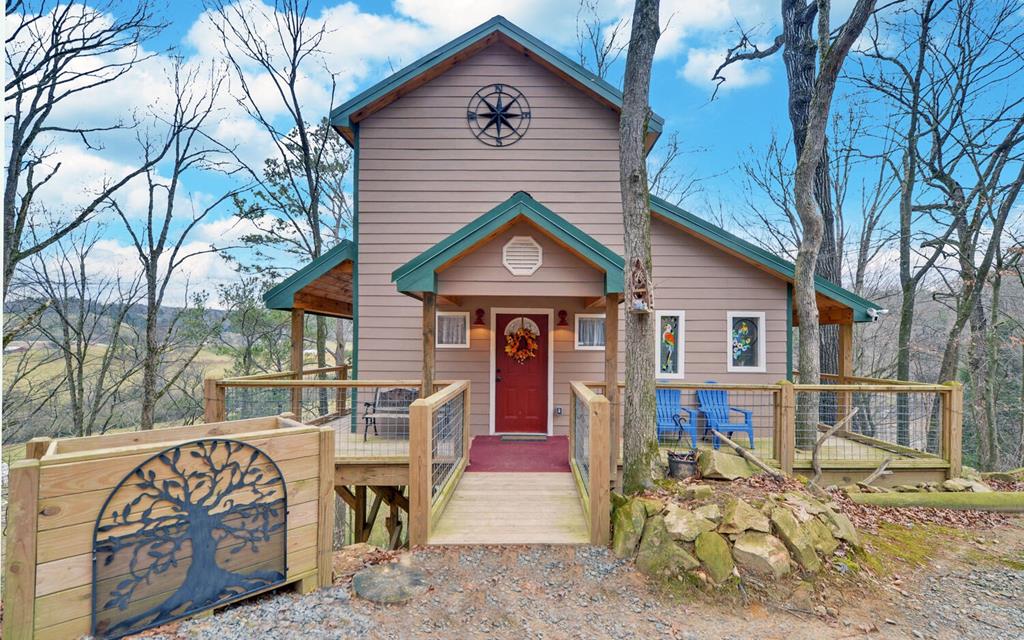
[146,525,1024,640]
[893,565,1024,639]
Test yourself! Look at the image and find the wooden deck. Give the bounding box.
[429,472,590,545]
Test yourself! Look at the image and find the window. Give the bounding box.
[436,311,470,348]
[727,311,766,372]
[502,235,543,275]
[575,314,605,350]
[655,310,685,379]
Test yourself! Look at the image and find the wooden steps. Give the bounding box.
[428,472,589,545]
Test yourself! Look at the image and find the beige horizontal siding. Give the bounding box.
[355,42,790,440]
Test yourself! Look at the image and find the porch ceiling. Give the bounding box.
[263,240,354,319]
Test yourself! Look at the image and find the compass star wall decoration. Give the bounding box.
[466,84,531,147]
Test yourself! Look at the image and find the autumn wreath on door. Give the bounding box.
[504,316,539,364]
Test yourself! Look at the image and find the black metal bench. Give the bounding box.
[363,387,418,441]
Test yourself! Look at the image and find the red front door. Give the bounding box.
[495,313,548,433]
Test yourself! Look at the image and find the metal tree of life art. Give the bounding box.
[91,439,287,639]
[466,83,531,146]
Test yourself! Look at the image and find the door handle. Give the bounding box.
[496,376,502,383]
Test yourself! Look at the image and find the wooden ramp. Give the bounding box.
[428,472,590,545]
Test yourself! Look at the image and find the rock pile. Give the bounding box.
[847,477,996,494]
[613,485,861,586]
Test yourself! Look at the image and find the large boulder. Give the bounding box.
[695,531,735,583]
[805,516,840,556]
[963,479,993,493]
[693,503,722,523]
[636,516,700,578]
[732,532,791,579]
[770,507,821,573]
[677,484,715,501]
[781,492,830,518]
[664,505,717,542]
[819,509,861,549]
[612,499,648,558]
[697,449,757,480]
[719,497,770,535]
[637,496,666,515]
[942,478,972,492]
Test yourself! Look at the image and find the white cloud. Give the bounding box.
[680,46,772,90]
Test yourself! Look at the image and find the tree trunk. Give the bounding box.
[619,0,660,494]
[141,269,159,431]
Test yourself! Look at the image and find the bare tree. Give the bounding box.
[206,0,351,374]
[22,226,143,436]
[715,1,877,385]
[620,0,660,493]
[576,0,629,82]
[109,60,236,430]
[3,0,167,300]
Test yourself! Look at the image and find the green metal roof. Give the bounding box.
[263,240,355,312]
[649,195,882,322]
[329,15,663,145]
[392,191,625,295]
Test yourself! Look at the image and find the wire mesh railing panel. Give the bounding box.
[430,388,465,501]
[573,390,590,494]
[794,388,944,461]
[222,383,416,459]
[223,386,291,420]
[655,386,778,461]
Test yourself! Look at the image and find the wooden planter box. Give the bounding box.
[3,415,335,640]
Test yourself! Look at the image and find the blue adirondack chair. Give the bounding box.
[696,382,755,449]
[656,388,698,448]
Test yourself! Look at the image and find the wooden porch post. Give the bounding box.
[290,309,305,417]
[604,295,620,491]
[838,322,853,418]
[422,292,436,399]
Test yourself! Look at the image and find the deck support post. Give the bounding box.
[290,309,305,417]
[588,394,611,545]
[421,292,436,399]
[204,378,226,423]
[316,427,335,587]
[604,295,620,491]
[777,381,796,476]
[942,381,963,478]
[838,322,854,417]
[408,398,432,545]
[3,460,40,640]
[354,485,367,543]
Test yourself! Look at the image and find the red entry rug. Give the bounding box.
[467,436,570,472]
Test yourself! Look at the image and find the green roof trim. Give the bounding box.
[649,195,882,322]
[264,240,355,311]
[329,15,663,143]
[392,191,624,294]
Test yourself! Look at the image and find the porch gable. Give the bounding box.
[391,191,625,296]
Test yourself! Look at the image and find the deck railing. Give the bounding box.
[580,377,962,480]
[205,370,439,460]
[569,381,610,545]
[408,380,471,545]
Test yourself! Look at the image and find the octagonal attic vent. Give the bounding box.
[502,235,543,276]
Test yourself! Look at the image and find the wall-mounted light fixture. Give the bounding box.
[557,310,569,327]
[473,308,487,327]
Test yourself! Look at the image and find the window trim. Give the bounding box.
[436,310,471,349]
[726,311,767,373]
[574,313,606,351]
[654,309,685,379]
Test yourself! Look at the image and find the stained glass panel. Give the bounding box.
[731,316,760,368]
[659,315,679,375]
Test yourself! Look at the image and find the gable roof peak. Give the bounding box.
[328,15,663,148]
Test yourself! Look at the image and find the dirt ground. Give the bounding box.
[157,517,1024,640]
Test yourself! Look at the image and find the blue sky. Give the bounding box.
[16,0,848,306]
